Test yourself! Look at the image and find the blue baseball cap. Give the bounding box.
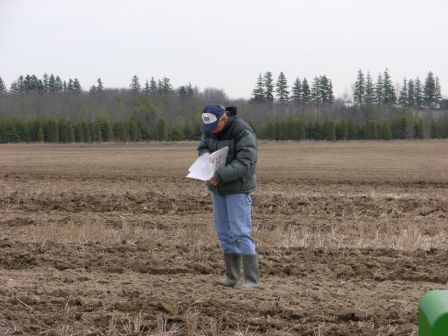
[201,104,225,133]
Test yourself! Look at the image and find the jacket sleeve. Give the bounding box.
[197,134,210,156]
[215,130,257,184]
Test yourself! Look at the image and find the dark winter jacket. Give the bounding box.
[197,109,257,195]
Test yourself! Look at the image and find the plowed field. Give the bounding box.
[1,141,448,336]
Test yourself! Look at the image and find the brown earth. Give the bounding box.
[1,141,448,336]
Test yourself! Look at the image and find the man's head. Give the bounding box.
[201,104,228,135]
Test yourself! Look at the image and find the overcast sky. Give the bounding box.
[0,0,446,99]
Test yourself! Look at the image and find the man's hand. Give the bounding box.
[207,176,218,185]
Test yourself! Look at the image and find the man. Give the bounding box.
[197,104,260,289]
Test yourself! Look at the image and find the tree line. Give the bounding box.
[251,71,335,105]
[0,71,447,143]
[353,69,442,108]
[1,112,447,143]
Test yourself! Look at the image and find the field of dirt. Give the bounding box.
[1,141,448,336]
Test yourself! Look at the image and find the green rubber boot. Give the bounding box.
[235,255,260,289]
[213,254,241,287]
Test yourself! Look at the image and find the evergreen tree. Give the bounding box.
[48,74,56,92]
[251,73,265,103]
[335,120,348,140]
[291,77,302,105]
[435,76,442,106]
[42,73,49,92]
[97,78,104,92]
[94,121,103,142]
[407,79,415,107]
[415,77,424,107]
[382,68,396,105]
[55,76,63,93]
[324,120,336,141]
[156,118,168,141]
[353,69,365,105]
[128,118,141,141]
[46,119,59,143]
[275,72,289,104]
[38,127,45,143]
[67,79,74,92]
[83,121,92,142]
[144,80,150,95]
[310,77,321,103]
[17,75,25,94]
[263,71,274,103]
[73,79,82,93]
[346,120,358,139]
[301,78,311,104]
[414,119,425,139]
[74,123,84,142]
[320,75,334,103]
[149,77,158,95]
[0,77,6,94]
[424,71,436,107]
[398,78,408,106]
[177,85,187,99]
[364,72,375,104]
[160,77,173,96]
[130,75,141,93]
[186,83,195,97]
[378,122,392,140]
[374,73,383,105]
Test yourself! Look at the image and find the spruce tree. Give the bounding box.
[48,74,56,93]
[73,79,82,93]
[67,79,74,92]
[251,73,265,103]
[310,77,321,103]
[353,69,365,105]
[375,73,383,105]
[435,77,442,105]
[160,77,173,96]
[398,78,408,106]
[301,78,311,104]
[291,77,302,105]
[319,75,334,103]
[415,77,424,107]
[46,119,59,143]
[55,76,63,93]
[9,81,19,94]
[149,77,158,95]
[130,75,141,93]
[382,68,396,105]
[97,78,104,92]
[275,72,289,104]
[0,77,6,94]
[407,79,415,107]
[156,118,168,141]
[38,127,45,143]
[263,71,274,103]
[144,80,150,95]
[414,119,425,139]
[364,72,375,104]
[423,71,436,107]
[186,83,195,97]
[177,85,187,99]
[42,73,49,92]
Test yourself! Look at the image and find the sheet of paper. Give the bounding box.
[186,146,229,181]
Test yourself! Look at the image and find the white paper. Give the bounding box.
[187,146,229,181]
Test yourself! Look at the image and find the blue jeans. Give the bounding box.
[211,192,256,255]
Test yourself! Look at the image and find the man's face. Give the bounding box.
[212,114,228,134]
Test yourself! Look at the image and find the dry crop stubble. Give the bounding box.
[1,141,448,335]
